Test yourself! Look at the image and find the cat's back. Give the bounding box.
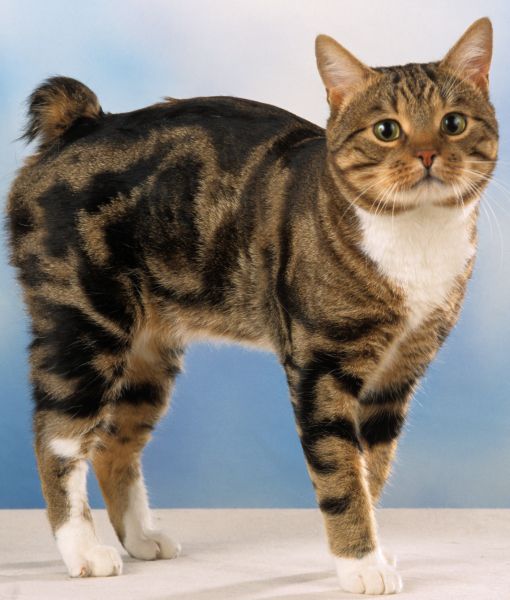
[7,79,324,266]
[10,93,323,193]
[109,95,323,146]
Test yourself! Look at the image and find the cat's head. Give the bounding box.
[316,18,498,213]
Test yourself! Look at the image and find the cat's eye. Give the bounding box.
[441,113,467,136]
[373,120,401,142]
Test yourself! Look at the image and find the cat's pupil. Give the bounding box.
[380,122,393,138]
[441,112,467,135]
[445,115,459,132]
[374,119,400,141]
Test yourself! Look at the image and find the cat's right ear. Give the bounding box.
[315,35,376,107]
[440,18,493,92]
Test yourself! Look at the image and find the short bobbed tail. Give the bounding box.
[22,76,103,151]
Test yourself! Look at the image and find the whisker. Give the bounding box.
[460,171,506,267]
[479,196,495,240]
[460,167,510,214]
[345,173,396,219]
[483,194,505,269]
[372,181,396,217]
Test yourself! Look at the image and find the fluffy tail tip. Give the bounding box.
[22,76,102,151]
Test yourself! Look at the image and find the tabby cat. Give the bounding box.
[6,17,497,595]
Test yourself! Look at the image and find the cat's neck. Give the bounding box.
[353,201,478,330]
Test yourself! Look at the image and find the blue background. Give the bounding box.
[1,0,509,509]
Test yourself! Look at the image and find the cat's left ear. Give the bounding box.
[315,35,377,107]
[441,17,493,92]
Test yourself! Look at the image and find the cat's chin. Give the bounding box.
[391,178,472,210]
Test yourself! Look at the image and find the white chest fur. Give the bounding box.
[356,203,476,330]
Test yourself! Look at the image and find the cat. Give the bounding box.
[6,17,497,595]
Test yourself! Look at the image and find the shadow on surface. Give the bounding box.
[151,570,336,600]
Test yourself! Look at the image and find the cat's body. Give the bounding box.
[11,96,327,351]
[6,18,497,595]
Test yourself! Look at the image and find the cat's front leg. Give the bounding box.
[359,383,415,504]
[357,383,415,571]
[284,355,402,595]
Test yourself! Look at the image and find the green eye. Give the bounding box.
[441,113,467,136]
[373,120,401,142]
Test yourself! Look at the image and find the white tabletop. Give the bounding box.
[0,508,508,599]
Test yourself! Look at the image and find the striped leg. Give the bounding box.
[285,354,402,595]
[33,409,122,577]
[363,440,399,505]
[29,299,182,576]
[359,384,414,504]
[358,386,413,570]
[93,378,181,561]
[29,305,128,578]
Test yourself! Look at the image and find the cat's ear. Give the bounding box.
[441,18,493,92]
[315,35,376,107]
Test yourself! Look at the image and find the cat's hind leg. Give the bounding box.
[33,390,123,577]
[29,299,159,577]
[92,339,184,561]
[28,296,132,577]
[93,389,181,560]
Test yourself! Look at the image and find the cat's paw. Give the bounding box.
[68,545,123,578]
[334,548,402,595]
[124,529,181,561]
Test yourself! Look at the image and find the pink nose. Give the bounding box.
[416,150,437,169]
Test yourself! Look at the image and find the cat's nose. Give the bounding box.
[416,150,437,169]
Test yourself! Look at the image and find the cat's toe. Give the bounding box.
[125,536,160,560]
[338,565,402,595]
[335,549,403,595]
[146,529,182,559]
[75,545,123,577]
[125,530,181,560]
[380,566,402,594]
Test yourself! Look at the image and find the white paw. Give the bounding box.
[56,517,123,578]
[335,548,402,595]
[69,545,123,578]
[124,529,181,561]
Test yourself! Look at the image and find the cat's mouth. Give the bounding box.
[410,172,444,189]
[392,172,459,207]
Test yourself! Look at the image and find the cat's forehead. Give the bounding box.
[375,63,441,92]
[371,63,471,120]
